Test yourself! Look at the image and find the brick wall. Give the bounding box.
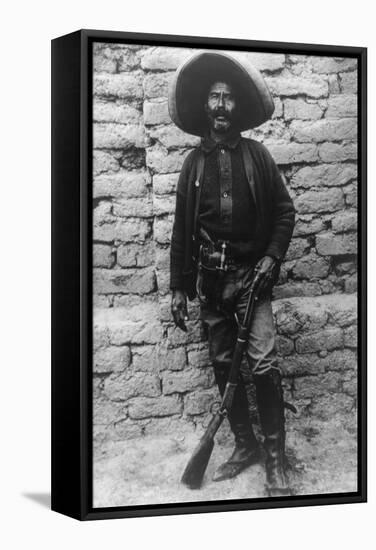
[92,44,358,450]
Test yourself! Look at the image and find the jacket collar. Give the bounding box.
[200,132,241,154]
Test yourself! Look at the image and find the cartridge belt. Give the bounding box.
[199,240,244,272]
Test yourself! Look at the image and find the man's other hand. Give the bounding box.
[171,290,189,332]
[255,256,276,285]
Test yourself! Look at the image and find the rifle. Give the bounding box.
[181,269,266,489]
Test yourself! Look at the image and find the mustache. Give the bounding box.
[209,108,232,119]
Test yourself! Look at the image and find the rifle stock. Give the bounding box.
[181,270,265,489]
[181,413,222,489]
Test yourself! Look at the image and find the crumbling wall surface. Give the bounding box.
[92,44,358,454]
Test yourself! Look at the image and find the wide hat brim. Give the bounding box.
[168,51,275,137]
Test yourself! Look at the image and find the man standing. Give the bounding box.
[168,51,295,497]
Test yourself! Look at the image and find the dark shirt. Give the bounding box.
[169,137,295,293]
[199,133,257,258]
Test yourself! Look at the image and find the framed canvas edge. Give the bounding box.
[51,30,84,520]
[52,29,367,521]
[80,27,366,56]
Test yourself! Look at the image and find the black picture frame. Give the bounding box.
[51,29,367,520]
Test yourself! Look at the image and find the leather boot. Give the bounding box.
[212,366,260,482]
[254,369,292,497]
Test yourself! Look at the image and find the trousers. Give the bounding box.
[199,263,280,431]
[199,263,279,378]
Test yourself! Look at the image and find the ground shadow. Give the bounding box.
[22,492,51,509]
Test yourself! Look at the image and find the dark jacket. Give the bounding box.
[170,137,296,299]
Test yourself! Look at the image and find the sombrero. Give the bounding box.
[168,50,275,137]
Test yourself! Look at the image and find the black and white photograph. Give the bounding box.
[91,40,362,508]
[3,0,376,543]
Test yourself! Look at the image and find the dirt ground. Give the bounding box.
[93,415,357,508]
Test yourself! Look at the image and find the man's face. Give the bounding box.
[205,81,236,134]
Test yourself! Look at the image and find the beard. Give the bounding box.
[207,107,234,134]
